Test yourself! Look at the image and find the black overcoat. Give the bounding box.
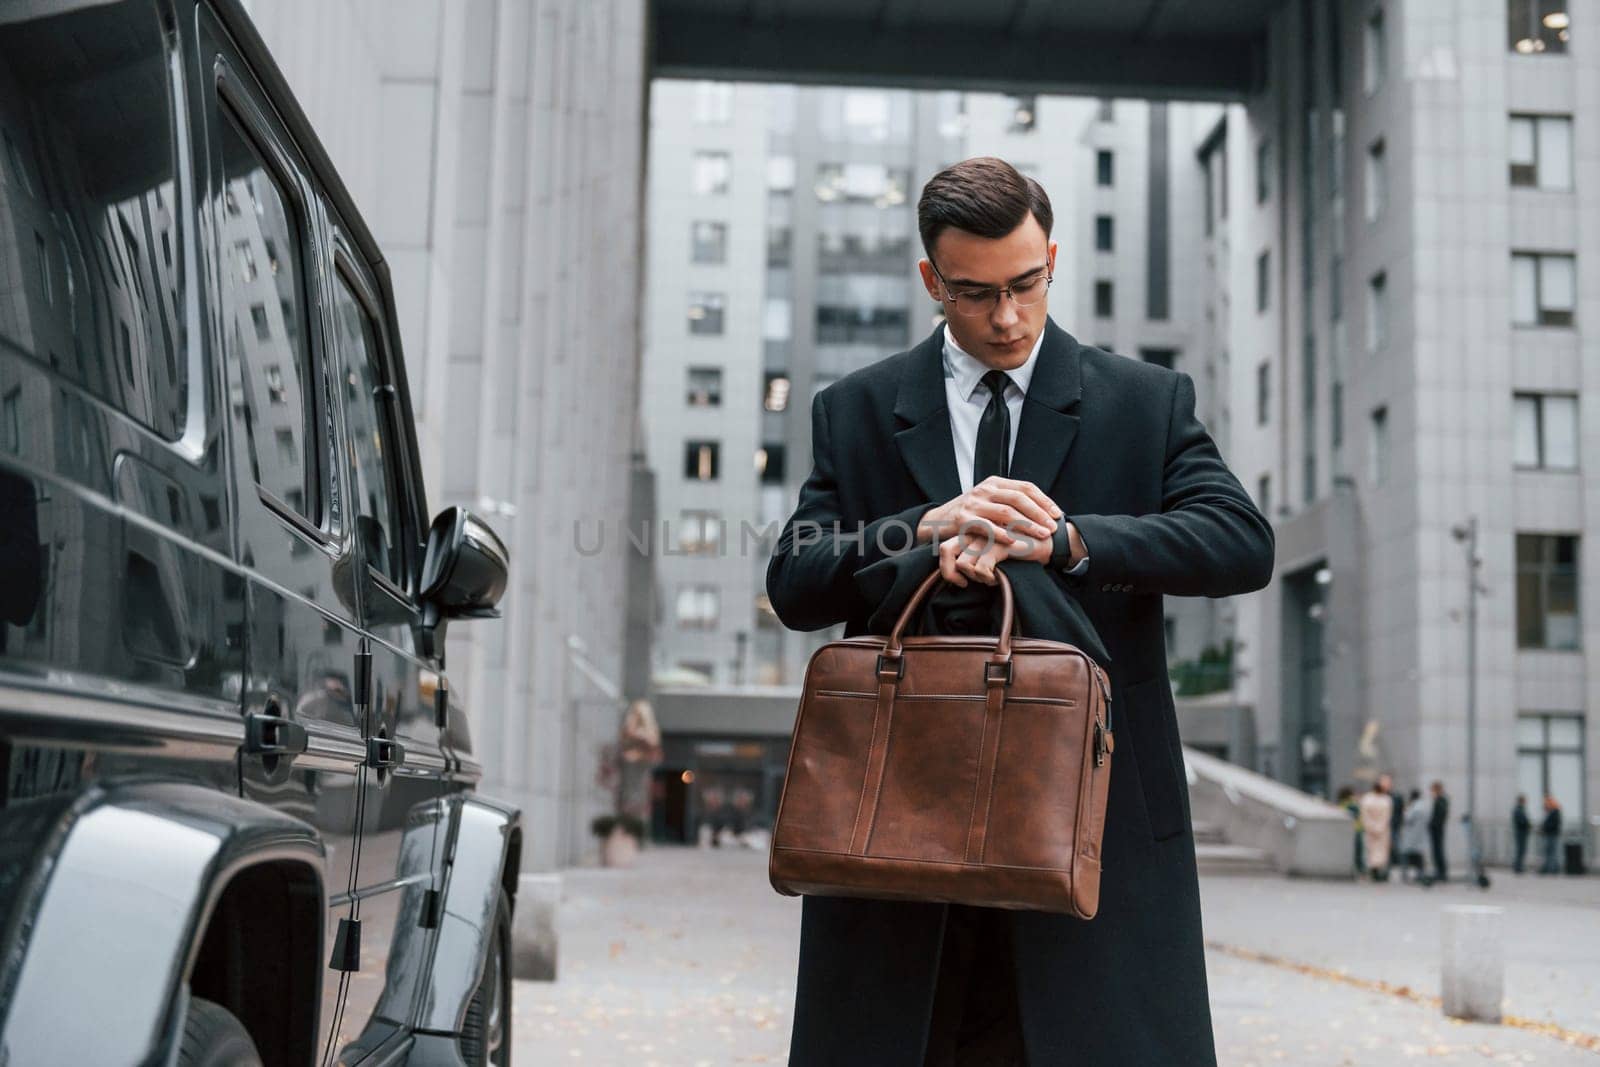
[765,320,1275,1066]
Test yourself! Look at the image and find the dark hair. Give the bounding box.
[917,157,1053,258]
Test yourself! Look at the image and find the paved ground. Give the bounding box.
[512,846,1600,1066]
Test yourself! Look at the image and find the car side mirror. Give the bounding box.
[417,507,509,658]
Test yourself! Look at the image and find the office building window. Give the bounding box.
[1094,280,1114,318]
[767,155,796,193]
[1332,380,1344,449]
[1514,393,1578,470]
[1509,0,1570,53]
[1512,253,1575,326]
[692,151,730,195]
[1140,348,1176,370]
[756,443,786,484]
[1364,7,1387,93]
[815,305,908,346]
[1257,474,1271,517]
[841,91,892,142]
[1518,713,1585,821]
[1517,533,1579,649]
[1510,114,1573,188]
[685,366,722,407]
[1365,138,1387,221]
[1369,406,1389,485]
[1257,138,1271,203]
[683,440,720,481]
[1095,215,1114,252]
[1096,150,1114,187]
[688,292,725,335]
[763,298,792,342]
[814,162,910,205]
[1256,250,1270,312]
[690,220,727,264]
[1007,94,1038,133]
[692,81,734,124]
[1367,272,1388,351]
[676,584,720,630]
[1256,361,1270,425]
[678,510,723,555]
[763,372,791,412]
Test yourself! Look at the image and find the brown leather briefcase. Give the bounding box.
[768,568,1115,919]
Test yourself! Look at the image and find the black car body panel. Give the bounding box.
[0,0,518,1063]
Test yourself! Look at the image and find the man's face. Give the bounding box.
[919,215,1057,371]
[1378,773,1392,792]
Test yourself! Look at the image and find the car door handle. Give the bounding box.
[366,736,406,770]
[243,712,309,760]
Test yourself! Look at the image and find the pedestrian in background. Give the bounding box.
[1539,794,1564,875]
[1359,776,1394,882]
[1400,789,1430,884]
[1337,786,1363,876]
[1427,781,1450,883]
[1389,781,1406,869]
[1511,795,1532,874]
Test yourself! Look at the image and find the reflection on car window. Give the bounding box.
[0,0,187,439]
[332,271,404,584]
[218,107,325,526]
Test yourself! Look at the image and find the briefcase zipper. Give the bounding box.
[1090,662,1112,767]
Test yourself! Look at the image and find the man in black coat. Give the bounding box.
[766,158,1274,1066]
[1539,795,1564,874]
[1512,794,1531,873]
[1428,780,1450,883]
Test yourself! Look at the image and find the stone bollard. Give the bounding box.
[1441,905,1504,1023]
[512,873,562,981]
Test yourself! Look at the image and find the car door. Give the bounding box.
[318,226,452,1062]
[197,9,366,1059]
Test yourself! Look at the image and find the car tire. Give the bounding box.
[460,888,512,1066]
[178,996,263,1067]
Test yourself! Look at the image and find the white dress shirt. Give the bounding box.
[941,323,1043,492]
[941,323,1089,575]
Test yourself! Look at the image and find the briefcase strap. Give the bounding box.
[885,569,1014,663]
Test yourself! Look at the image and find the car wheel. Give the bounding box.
[460,888,512,1066]
[178,996,263,1067]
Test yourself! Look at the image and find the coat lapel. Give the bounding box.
[1007,319,1083,495]
[893,319,1085,503]
[893,326,963,504]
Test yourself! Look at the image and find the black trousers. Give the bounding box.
[921,905,1027,1067]
[1428,827,1447,881]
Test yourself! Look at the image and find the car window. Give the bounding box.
[331,269,404,585]
[0,0,188,440]
[217,106,326,527]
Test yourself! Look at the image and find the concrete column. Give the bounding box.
[1441,904,1504,1023]
[512,873,563,981]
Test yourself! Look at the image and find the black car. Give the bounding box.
[0,1,519,1063]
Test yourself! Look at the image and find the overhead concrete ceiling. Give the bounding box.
[650,0,1282,100]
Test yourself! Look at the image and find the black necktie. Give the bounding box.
[972,369,1013,484]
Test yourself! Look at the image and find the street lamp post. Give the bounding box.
[1450,517,1489,888]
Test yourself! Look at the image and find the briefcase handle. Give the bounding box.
[885,568,1014,660]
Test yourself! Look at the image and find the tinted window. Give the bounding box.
[332,270,404,584]
[218,107,324,525]
[0,0,187,438]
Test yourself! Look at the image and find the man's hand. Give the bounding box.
[937,523,1054,586]
[918,476,1061,547]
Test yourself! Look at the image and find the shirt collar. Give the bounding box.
[942,322,1045,403]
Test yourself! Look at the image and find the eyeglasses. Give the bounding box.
[929,260,1053,317]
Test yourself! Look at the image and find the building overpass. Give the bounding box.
[651,0,1280,99]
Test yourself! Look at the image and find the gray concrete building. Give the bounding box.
[1207,0,1598,860]
[241,0,649,870]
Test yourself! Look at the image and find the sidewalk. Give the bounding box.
[512,845,1599,1065]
